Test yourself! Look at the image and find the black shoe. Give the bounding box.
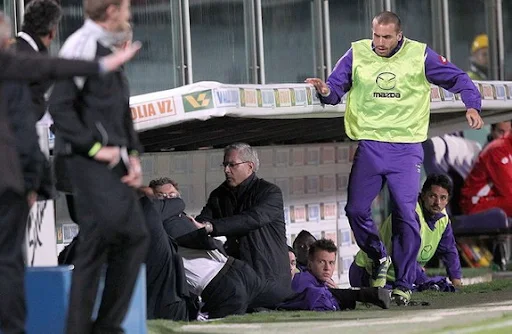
[358,287,391,309]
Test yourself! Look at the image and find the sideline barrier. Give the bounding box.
[129,80,512,132]
[25,266,146,334]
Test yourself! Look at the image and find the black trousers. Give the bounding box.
[0,190,29,334]
[141,197,190,321]
[248,279,296,311]
[201,257,263,319]
[64,155,149,334]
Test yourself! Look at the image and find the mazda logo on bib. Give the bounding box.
[373,72,400,98]
[375,72,397,90]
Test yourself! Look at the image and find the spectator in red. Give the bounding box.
[486,121,511,145]
[460,132,512,216]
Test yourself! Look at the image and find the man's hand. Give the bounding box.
[187,215,214,233]
[121,156,143,188]
[451,278,463,287]
[305,78,330,96]
[93,146,121,167]
[27,191,37,208]
[187,215,206,230]
[100,41,142,72]
[139,186,155,198]
[325,277,338,289]
[466,108,484,129]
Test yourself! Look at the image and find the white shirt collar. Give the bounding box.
[18,31,39,52]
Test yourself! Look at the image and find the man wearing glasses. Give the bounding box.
[192,143,293,302]
[149,177,181,199]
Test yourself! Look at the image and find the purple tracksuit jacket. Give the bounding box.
[284,270,340,311]
[320,39,482,111]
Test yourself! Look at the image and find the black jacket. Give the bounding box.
[0,50,100,195]
[4,81,46,195]
[49,43,142,157]
[15,30,52,121]
[160,197,226,254]
[6,32,56,198]
[197,173,291,290]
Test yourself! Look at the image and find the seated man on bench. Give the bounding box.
[460,132,512,217]
[350,174,462,291]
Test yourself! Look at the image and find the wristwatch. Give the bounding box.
[204,221,213,234]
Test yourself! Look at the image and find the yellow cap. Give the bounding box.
[471,34,488,53]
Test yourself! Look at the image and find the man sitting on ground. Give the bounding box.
[351,174,462,294]
[292,230,317,272]
[139,180,191,321]
[281,239,390,311]
[288,246,299,279]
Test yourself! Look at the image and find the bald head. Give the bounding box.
[373,11,402,33]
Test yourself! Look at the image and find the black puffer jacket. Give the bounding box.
[197,173,291,290]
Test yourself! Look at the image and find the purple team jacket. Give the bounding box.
[321,39,482,112]
[285,270,340,311]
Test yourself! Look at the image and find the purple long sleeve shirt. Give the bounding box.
[321,39,482,112]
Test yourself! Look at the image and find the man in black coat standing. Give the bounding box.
[195,143,292,299]
[15,0,62,121]
[0,45,141,334]
[49,1,149,332]
[7,0,63,207]
[0,8,142,333]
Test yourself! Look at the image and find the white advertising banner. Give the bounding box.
[25,201,58,266]
[129,80,512,133]
[24,124,58,266]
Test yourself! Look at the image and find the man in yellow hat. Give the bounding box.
[467,34,488,80]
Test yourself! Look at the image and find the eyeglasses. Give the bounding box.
[221,161,250,168]
[156,192,179,199]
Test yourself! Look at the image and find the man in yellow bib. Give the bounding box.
[306,11,483,305]
[349,174,462,291]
